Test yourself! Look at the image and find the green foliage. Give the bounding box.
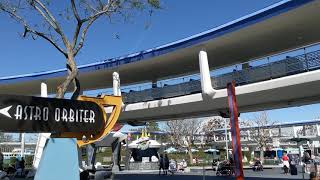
[147,0,161,9]
[130,0,144,10]
[81,147,113,164]
[163,151,213,166]
[9,157,16,166]
[25,155,34,167]
[128,0,161,10]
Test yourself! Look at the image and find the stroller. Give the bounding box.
[252,160,263,171]
[168,160,177,175]
[216,160,234,176]
[212,159,219,171]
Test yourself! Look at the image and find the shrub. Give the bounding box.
[25,155,34,167]
[9,157,16,166]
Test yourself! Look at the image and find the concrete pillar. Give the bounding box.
[293,126,298,138]
[316,124,320,136]
[247,130,251,140]
[278,127,282,137]
[199,50,216,97]
[33,82,51,168]
[111,139,121,172]
[113,72,121,96]
[41,82,48,97]
[21,133,25,158]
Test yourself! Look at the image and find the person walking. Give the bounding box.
[0,151,3,171]
[159,154,164,175]
[164,154,169,175]
[282,152,289,175]
[302,151,311,163]
[20,157,25,173]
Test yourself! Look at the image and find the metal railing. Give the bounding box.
[122,50,320,103]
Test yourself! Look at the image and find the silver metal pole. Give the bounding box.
[21,133,25,158]
[225,118,229,160]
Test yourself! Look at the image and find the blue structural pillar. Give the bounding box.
[227,82,244,180]
[35,138,80,180]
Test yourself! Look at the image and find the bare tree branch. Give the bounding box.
[71,0,83,48]
[165,118,200,164]
[82,0,117,23]
[73,0,120,55]
[71,0,81,22]
[245,112,275,163]
[1,0,161,99]
[81,0,98,13]
[73,17,96,56]
[27,28,67,57]
[30,0,69,46]
[0,6,67,56]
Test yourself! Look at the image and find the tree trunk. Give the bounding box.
[56,48,79,99]
[260,147,264,164]
[187,144,193,165]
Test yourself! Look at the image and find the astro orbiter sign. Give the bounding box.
[0,95,104,133]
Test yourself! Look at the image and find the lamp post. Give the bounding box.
[225,118,229,160]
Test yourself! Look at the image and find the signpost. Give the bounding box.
[0,94,105,133]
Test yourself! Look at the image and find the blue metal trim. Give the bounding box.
[0,0,314,84]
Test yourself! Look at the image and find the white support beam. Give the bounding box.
[113,72,121,96]
[33,82,51,169]
[293,126,298,138]
[269,129,273,137]
[41,83,48,97]
[317,124,320,136]
[21,133,25,158]
[247,130,251,140]
[199,50,217,98]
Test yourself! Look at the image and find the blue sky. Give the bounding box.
[1,0,320,133]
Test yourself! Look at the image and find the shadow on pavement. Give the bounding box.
[113,174,302,180]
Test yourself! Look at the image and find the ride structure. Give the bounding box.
[0,73,122,180]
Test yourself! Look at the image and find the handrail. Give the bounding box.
[118,50,320,103]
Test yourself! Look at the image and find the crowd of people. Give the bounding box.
[158,154,188,175]
[281,151,313,175]
[0,151,25,177]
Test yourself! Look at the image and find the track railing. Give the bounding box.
[122,50,320,103]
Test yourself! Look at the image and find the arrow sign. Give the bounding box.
[0,95,104,133]
[0,106,12,118]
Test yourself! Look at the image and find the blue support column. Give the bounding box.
[35,138,79,180]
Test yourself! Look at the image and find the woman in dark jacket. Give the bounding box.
[164,154,170,175]
[159,154,164,175]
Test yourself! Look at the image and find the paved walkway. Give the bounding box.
[116,167,309,179]
[13,166,311,179]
